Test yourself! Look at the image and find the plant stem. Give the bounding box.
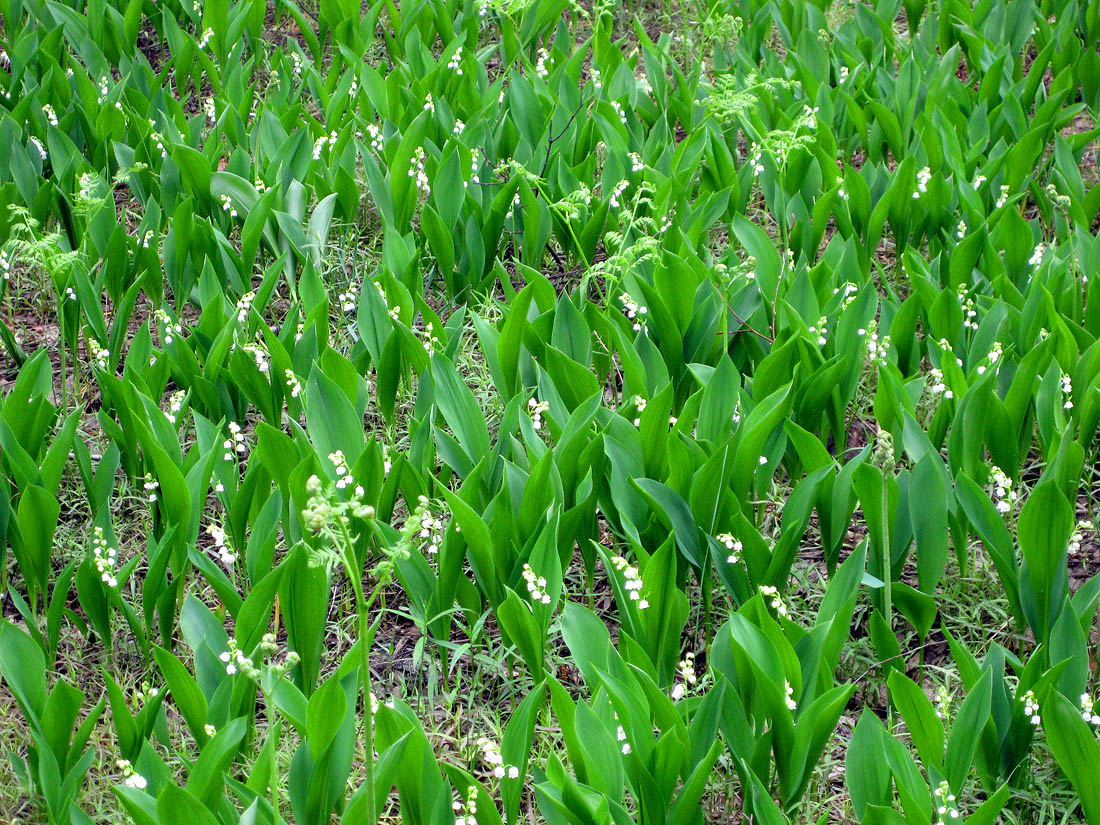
[339,519,382,822]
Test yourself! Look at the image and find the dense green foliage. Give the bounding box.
[1,0,1100,822]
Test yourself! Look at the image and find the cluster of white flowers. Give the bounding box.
[338,282,359,313]
[116,759,147,790]
[990,467,1016,515]
[219,193,237,218]
[976,341,1003,376]
[477,736,519,779]
[1068,520,1093,555]
[166,389,186,426]
[808,315,828,347]
[28,136,46,161]
[206,523,236,566]
[973,174,986,189]
[285,369,303,399]
[960,286,977,331]
[92,526,118,587]
[838,185,849,201]
[534,48,550,79]
[671,651,697,701]
[143,473,160,503]
[590,67,603,91]
[97,76,110,104]
[1021,689,1040,725]
[328,450,354,490]
[748,150,765,176]
[838,65,849,81]
[658,213,673,233]
[631,395,647,427]
[408,495,446,555]
[620,293,648,331]
[409,147,430,197]
[833,281,858,307]
[364,122,384,153]
[1,249,10,280]
[203,97,216,124]
[0,49,8,69]
[521,563,551,604]
[784,679,797,710]
[469,148,481,185]
[423,92,436,114]
[629,152,644,172]
[953,220,966,240]
[1028,242,1046,268]
[88,337,110,371]
[1061,372,1073,410]
[446,45,464,76]
[235,290,254,324]
[198,27,214,49]
[223,421,247,461]
[415,320,442,353]
[140,229,155,249]
[608,179,629,209]
[759,584,788,617]
[312,130,338,160]
[934,780,959,821]
[453,119,465,136]
[43,103,58,126]
[239,341,270,374]
[615,713,630,754]
[913,166,931,198]
[994,184,1009,209]
[453,785,479,825]
[609,555,648,609]
[609,100,627,125]
[858,321,889,366]
[288,52,303,79]
[219,638,258,679]
[157,310,184,345]
[528,397,549,430]
[927,368,951,399]
[716,532,742,564]
[1080,693,1100,725]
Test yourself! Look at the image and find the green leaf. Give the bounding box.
[1017,482,1073,643]
[888,670,944,771]
[156,782,220,825]
[910,454,949,593]
[153,646,209,746]
[1040,691,1100,824]
[847,710,890,818]
[0,620,47,717]
[187,717,246,808]
[430,354,490,465]
[496,588,546,684]
[944,670,992,793]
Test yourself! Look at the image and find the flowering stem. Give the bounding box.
[337,518,382,821]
